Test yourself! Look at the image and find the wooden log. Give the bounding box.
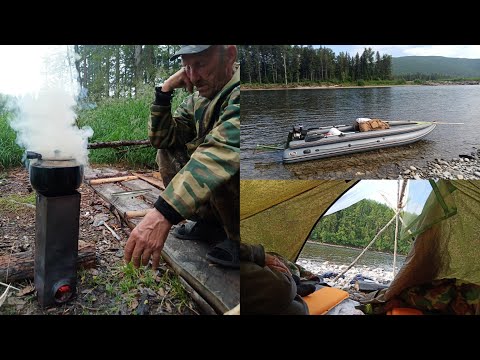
[132,172,165,190]
[177,276,216,315]
[125,209,154,218]
[90,183,151,221]
[84,171,130,180]
[88,175,138,185]
[0,242,96,282]
[152,172,163,181]
[224,304,240,315]
[88,139,150,149]
[122,179,162,204]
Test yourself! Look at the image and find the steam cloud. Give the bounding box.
[9,87,93,166]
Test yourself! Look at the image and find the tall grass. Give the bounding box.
[0,88,188,170]
[0,112,24,170]
[77,87,188,169]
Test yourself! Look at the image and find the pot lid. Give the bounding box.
[26,150,77,161]
[26,151,80,167]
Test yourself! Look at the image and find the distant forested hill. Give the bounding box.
[310,199,415,255]
[392,56,480,78]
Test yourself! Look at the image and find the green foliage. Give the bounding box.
[239,45,394,85]
[356,79,365,86]
[311,199,414,255]
[0,111,24,169]
[392,56,480,78]
[75,45,182,102]
[76,94,156,168]
[1,86,189,170]
[76,262,190,314]
[76,87,188,168]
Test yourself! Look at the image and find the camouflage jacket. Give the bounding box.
[149,67,240,222]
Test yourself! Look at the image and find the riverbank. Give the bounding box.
[241,80,480,91]
[242,84,395,91]
[241,84,400,91]
[396,146,480,180]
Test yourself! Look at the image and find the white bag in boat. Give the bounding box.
[356,117,372,123]
[326,127,342,136]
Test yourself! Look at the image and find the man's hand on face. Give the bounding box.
[162,67,194,93]
[124,208,173,269]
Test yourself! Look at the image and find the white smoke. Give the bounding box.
[10,86,93,166]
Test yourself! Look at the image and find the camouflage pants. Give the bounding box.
[388,278,480,315]
[156,148,239,243]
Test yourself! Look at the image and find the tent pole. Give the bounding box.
[393,180,401,278]
[333,213,398,283]
[393,180,408,277]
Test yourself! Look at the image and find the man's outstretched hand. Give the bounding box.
[124,208,173,269]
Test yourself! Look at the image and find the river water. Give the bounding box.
[241,85,480,179]
[299,241,406,271]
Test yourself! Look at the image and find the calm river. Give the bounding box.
[299,241,406,270]
[241,85,480,179]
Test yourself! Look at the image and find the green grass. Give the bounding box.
[0,193,36,212]
[0,89,189,170]
[77,89,188,169]
[77,261,191,314]
[0,112,24,170]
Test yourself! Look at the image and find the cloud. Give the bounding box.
[349,45,480,59]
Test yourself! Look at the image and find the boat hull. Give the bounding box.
[283,123,436,164]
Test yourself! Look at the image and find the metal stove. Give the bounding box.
[27,151,84,307]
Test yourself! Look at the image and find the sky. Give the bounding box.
[324,45,480,59]
[325,180,432,216]
[0,45,75,97]
[2,45,480,97]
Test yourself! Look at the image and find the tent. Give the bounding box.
[240,179,480,305]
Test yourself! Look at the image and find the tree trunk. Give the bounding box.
[134,45,143,96]
[115,46,120,98]
[83,48,88,91]
[74,45,82,90]
[258,60,262,84]
[105,45,110,98]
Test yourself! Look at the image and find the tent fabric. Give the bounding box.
[240,180,355,261]
[240,180,324,221]
[386,180,480,299]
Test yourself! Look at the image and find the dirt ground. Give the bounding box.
[0,166,200,315]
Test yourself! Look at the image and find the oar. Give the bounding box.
[431,121,464,125]
[385,119,464,125]
[255,144,284,151]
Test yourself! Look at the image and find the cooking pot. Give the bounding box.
[27,151,84,196]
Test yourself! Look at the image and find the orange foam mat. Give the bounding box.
[302,287,349,315]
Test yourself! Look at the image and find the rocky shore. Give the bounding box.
[399,146,480,180]
[297,259,396,305]
[297,259,395,288]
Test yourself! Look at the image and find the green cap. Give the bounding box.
[170,45,212,61]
